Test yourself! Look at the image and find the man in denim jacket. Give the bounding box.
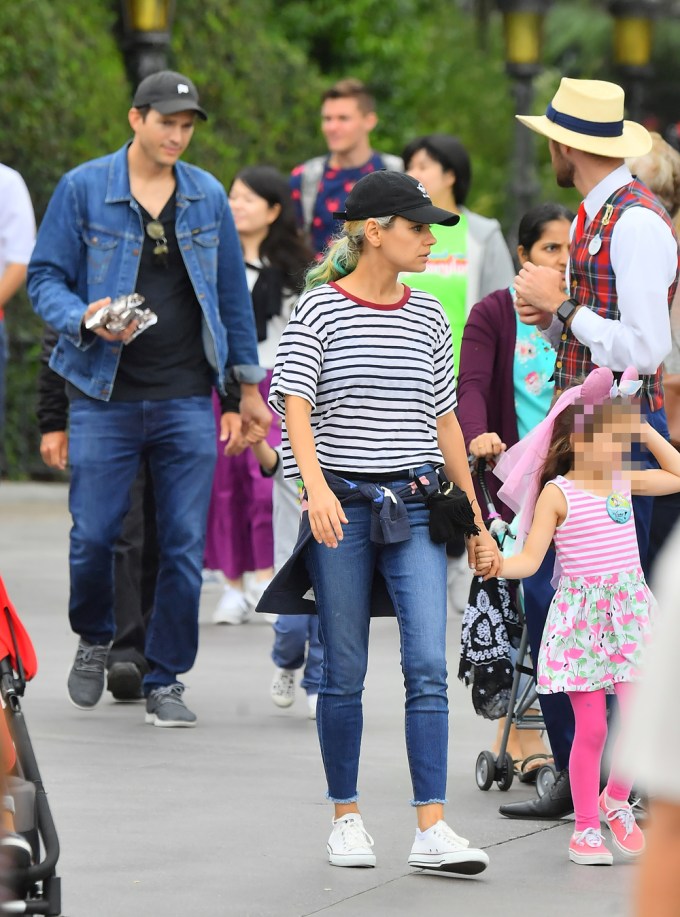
[28,71,270,727]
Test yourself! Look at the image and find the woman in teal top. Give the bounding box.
[401,133,515,371]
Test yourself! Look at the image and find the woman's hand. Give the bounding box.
[469,432,506,461]
[306,483,348,548]
[467,528,501,577]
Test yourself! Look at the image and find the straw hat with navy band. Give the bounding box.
[517,78,652,159]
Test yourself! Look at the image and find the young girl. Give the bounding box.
[479,366,680,866]
[264,171,500,873]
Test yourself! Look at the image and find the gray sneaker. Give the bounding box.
[145,684,197,728]
[67,639,111,709]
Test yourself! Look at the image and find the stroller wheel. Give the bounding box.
[475,750,496,791]
[496,752,515,791]
[536,763,557,798]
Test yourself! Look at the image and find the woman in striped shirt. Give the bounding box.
[269,171,500,874]
[480,367,680,868]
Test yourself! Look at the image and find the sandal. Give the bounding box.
[516,753,554,784]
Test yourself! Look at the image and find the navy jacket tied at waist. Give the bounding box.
[256,468,440,617]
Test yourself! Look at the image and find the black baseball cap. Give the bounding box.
[333,171,459,225]
[132,70,208,121]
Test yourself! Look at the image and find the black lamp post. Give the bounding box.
[499,0,551,253]
[120,0,176,88]
[609,0,660,123]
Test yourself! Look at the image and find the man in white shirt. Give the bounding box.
[498,77,679,824]
[0,164,35,437]
[512,78,678,549]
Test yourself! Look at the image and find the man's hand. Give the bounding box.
[220,412,247,456]
[469,432,506,461]
[40,431,68,470]
[240,385,272,438]
[514,262,565,318]
[82,298,139,343]
[515,299,554,330]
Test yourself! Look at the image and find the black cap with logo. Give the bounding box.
[132,70,208,121]
[333,171,459,226]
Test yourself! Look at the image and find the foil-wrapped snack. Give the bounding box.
[84,293,157,344]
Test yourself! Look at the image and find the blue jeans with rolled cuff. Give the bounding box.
[306,486,449,806]
[67,396,217,692]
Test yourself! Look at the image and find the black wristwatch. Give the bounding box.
[556,298,579,325]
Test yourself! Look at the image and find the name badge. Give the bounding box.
[606,492,631,524]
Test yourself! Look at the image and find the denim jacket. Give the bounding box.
[27,144,263,400]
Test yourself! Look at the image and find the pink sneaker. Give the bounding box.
[599,791,645,857]
[569,828,613,866]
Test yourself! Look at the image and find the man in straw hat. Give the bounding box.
[499,77,680,822]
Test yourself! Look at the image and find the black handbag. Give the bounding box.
[414,469,480,544]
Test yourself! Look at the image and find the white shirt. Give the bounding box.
[244,259,297,370]
[0,163,35,277]
[548,164,677,375]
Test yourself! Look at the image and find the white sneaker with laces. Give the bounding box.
[270,668,296,707]
[307,693,318,720]
[327,814,376,867]
[212,584,250,625]
[408,820,489,874]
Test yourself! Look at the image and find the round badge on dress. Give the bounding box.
[606,492,631,524]
[588,235,602,256]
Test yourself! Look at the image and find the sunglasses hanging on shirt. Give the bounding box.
[145,220,169,267]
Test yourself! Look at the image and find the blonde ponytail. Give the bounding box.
[304,216,395,291]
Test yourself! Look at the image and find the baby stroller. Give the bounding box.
[0,576,62,915]
[460,460,557,797]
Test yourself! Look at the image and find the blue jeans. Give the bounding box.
[272,614,322,695]
[306,495,448,805]
[632,405,669,575]
[68,396,217,691]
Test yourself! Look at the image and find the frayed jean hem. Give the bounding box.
[327,793,359,804]
[411,797,447,807]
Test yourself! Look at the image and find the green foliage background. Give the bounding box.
[1,0,679,476]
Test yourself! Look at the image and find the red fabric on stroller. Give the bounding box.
[0,576,38,771]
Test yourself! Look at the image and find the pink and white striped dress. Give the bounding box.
[537,475,653,694]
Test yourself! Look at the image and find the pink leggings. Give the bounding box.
[567,684,635,832]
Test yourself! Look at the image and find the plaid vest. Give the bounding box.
[556,179,679,411]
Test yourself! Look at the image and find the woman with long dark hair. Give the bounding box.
[204,166,313,624]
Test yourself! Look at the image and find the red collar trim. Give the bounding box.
[329,281,410,311]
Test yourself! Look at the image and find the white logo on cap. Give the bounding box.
[177,84,190,94]
[416,182,429,198]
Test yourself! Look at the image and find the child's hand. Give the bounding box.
[474,545,495,574]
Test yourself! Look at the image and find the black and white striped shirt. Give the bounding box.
[269,282,457,479]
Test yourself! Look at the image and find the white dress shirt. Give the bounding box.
[548,164,677,375]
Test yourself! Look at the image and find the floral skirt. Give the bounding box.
[537,568,653,694]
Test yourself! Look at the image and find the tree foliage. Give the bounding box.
[1,0,679,476]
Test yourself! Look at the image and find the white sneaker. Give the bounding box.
[327,814,376,868]
[307,693,318,720]
[408,820,489,874]
[270,668,296,707]
[212,585,250,625]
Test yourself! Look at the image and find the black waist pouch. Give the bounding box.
[414,470,480,544]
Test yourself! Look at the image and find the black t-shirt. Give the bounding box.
[110,193,213,401]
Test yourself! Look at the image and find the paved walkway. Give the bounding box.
[0,483,633,916]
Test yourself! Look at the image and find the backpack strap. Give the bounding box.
[300,152,403,233]
[300,155,327,233]
[378,152,404,173]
